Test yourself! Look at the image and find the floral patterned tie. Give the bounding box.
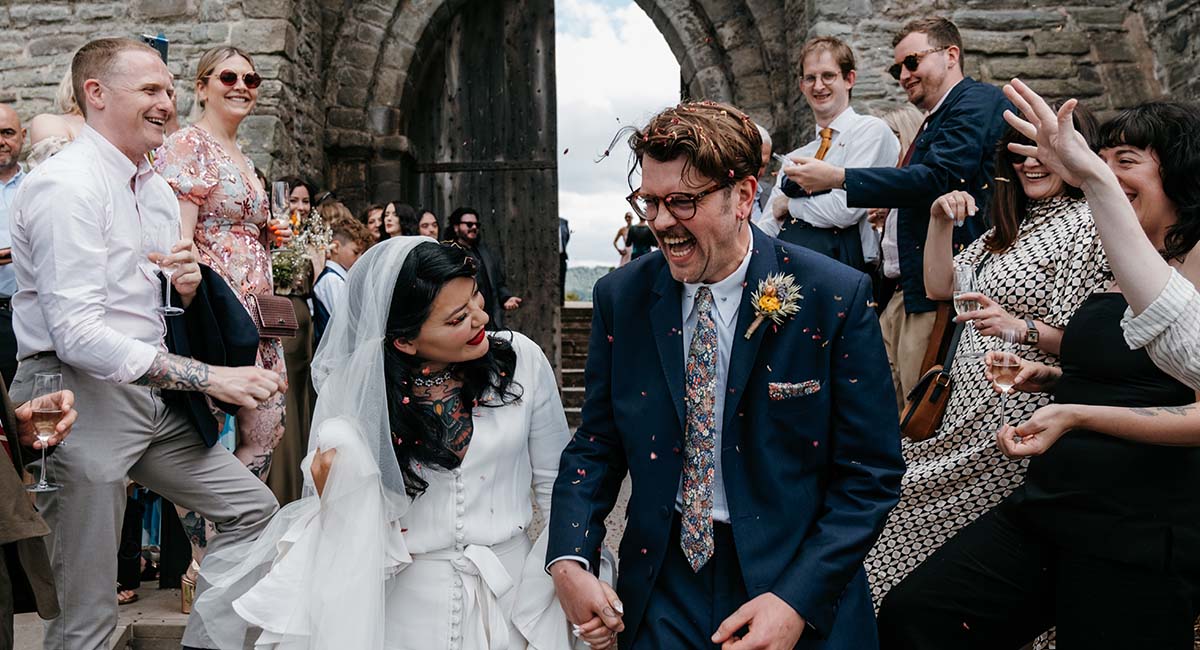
[681,286,718,572]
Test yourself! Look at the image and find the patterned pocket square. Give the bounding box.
[768,380,821,400]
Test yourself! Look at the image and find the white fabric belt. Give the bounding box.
[411,534,527,650]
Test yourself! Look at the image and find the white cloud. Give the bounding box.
[556,0,679,267]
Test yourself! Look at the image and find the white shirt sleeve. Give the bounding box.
[787,119,901,230]
[1121,268,1200,391]
[18,175,158,383]
[313,271,347,317]
[755,175,785,237]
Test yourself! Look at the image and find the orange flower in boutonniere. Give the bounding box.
[744,272,802,339]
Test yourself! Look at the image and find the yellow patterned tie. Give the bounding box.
[680,287,718,572]
[814,127,834,161]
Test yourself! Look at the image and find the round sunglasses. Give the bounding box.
[207,70,262,89]
[888,47,947,81]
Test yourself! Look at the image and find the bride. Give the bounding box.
[188,237,615,650]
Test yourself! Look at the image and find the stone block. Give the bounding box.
[326,107,364,129]
[336,84,369,109]
[367,106,398,135]
[1021,76,1104,99]
[133,0,192,20]
[31,5,71,23]
[339,43,379,71]
[76,3,127,20]
[238,114,283,152]
[232,20,296,57]
[27,34,86,57]
[1067,7,1127,28]
[989,56,1076,79]
[728,45,764,78]
[1100,63,1163,108]
[1031,29,1091,55]
[951,9,1065,31]
[244,0,293,19]
[188,23,230,44]
[374,135,411,154]
[356,22,385,46]
[962,29,1031,55]
[1089,33,1137,62]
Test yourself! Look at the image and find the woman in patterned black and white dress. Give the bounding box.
[865,109,1111,605]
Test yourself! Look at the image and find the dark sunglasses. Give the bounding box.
[208,70,262,89]
[888,47,947,81]
[460,222,479,229]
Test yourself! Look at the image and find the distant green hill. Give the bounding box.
[565,266,613,302]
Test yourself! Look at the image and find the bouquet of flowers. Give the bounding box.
[272,208,333,295]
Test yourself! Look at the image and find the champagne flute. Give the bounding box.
[990,330,1022,431]
[953,262,982,359]
[26,373,63,493]
[143,219,185,316]
[270,181,290,247]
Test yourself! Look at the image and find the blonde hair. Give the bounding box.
[55,68,82,116]
[72,38,160,117]
[881,104,925,163]
[193,46,255,111]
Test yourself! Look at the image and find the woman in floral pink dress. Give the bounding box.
[155,45,290,609]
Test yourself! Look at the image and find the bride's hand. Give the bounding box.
[311,447,337,496]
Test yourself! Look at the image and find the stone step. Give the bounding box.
[560,386,586,409]
[561,338,590,356]
[565,407,582,429]
[562,353,588,368]
[562,368,585,388]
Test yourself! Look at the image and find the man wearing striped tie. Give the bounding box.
[760,37,899,276]
[548,101,904,650]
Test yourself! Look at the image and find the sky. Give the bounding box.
[556,0,680,268]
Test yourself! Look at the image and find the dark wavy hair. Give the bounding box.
[446,206,479,237]
[984,102,1098,254]
[380,202,419,241]
[1097,101,1200,262]
[383,242,521,497]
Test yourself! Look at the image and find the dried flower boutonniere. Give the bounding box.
[744,272,802,339]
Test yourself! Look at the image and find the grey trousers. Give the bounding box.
[11,356,278,650]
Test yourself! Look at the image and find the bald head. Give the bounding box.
[0,104,24,180]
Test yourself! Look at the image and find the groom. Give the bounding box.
[548,101,904,649]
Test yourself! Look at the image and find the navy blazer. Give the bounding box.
[163,265,260,447]
[844,77,1013,314]
[548,226,904,647]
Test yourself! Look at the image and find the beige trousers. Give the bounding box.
[879,289,938,414]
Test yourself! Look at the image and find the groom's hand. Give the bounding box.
[551,560,624,634]
[712,592,805,649]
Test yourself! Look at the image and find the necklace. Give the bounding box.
[412,367,455,388]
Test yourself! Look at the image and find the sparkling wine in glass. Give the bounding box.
[953,262,982,359]
[270,181,290,247]
[143,219,185,316]
[990,330,1022,431]
[26,373,63,493]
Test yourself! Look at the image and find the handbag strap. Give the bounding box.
[941,253,992,373]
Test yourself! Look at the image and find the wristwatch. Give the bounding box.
[1024,318,1039,345]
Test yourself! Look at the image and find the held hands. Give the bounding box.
[983,350,1060,394]
[781,156,843,194]
[1002,78,1106,189]
[551,560,624,649]
[930,191,976,226]
[711,592,805,650]
[953,292,1024,339]
[205,367,287,410]
[15,390,76,449]
[996,403,1079,458]
[503,296,523,311]
[149,240,201,308]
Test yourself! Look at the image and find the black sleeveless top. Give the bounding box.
[1017,292,1200,569]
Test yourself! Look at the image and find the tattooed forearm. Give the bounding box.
[1130,404,1197,417]
[133,352,212,391]
[180,511,208,548]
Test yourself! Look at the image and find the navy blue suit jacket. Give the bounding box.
[844,77,1013,314]
[548,226,904,647]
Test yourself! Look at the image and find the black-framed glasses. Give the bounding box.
[625,182,731,221]
[888,47,947,80]
[460,221,479,230]
[207,70,262,89]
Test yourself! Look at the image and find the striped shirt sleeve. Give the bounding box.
[1121,268,1200,391]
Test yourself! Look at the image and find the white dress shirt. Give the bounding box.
[673,235,753,523]
[761,107,899,263]
[0,167,25,297]
[313,260,348,317]
[10,126,177,383]
[1122,268,1200,391]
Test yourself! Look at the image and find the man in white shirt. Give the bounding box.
[0,105,25,387]
[9,38,285,650]
[761,37,899,275]
[751,123,772,224]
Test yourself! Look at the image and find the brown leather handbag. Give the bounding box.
[248,293,299,339]
[900,322,965,441]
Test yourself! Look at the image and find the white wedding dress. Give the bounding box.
[190,238,584,650]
